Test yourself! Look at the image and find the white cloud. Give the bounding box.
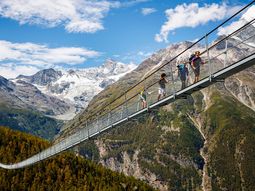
[0,0,117,33]
[0,64,39,79]
[155,3,242,42]
[0,40,100,78]
[121,51,152,64]
[190,38,199,43]
[0,40,100,66]
[137,51,152,57]
[141,8,156,15]
[0,0,149,33]
[217,5,255,36]
[119,0,149,7]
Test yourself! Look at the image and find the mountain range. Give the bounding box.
[15,59,136,120]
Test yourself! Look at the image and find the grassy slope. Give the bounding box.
[0,103,62,140]
[0,126,155,191]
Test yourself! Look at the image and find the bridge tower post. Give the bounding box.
[205,34,212,82]
[224,38,228,67]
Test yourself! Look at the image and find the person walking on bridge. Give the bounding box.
[190,51,204,83]
[158,73,168,101]
[139,88,147,109]
[177,62,189,89]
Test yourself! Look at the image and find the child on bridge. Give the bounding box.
[158,73,168,101]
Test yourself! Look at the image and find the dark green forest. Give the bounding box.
[0,126,155,191]
[0,103,62,140]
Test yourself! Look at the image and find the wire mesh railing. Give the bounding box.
[0,1,255,169]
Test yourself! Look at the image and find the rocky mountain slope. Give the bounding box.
[56,23,255,190]
[0,76,71,116]
[16,60,136,119]
[17,68,62,86]
[0,76,65,140]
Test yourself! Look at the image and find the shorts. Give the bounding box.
[158,87,166,95]
[194,67,200,77]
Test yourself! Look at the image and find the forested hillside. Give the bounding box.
[0,103,62,140]
[0,126,154,191]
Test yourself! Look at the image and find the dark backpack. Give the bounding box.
[189,54,195,65]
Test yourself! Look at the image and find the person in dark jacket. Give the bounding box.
[191,51,204,83]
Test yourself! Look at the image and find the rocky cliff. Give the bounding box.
[1,76,71,116]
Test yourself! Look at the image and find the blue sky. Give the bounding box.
[0,0,253,78]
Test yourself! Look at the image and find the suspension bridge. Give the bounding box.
[1,1,255,169]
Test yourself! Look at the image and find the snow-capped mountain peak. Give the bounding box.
[16,60,137,119]
[17,68,62,86]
